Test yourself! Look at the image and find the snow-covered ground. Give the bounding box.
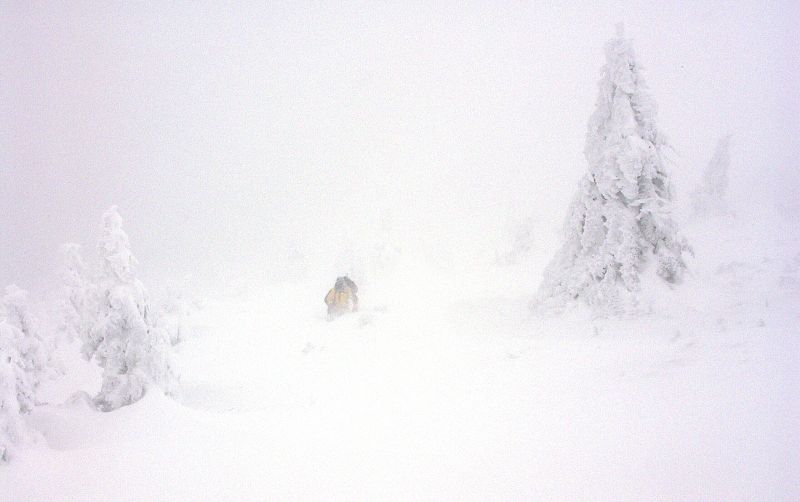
[1,2,797,499]
[2,209,798,501]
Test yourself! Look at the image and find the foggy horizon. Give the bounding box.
[2,1,798,293]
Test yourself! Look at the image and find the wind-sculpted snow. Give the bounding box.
[2,212,798,499]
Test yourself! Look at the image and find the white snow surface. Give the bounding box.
[1,3,797,499]
[1,209,798,501]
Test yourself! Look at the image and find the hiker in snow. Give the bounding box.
[324,276,358,319]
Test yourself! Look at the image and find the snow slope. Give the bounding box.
[1,209,798,501]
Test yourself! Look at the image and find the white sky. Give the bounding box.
[1,1,798,291]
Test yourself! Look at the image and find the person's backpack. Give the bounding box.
[334,288,351,308]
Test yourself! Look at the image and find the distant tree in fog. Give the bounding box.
[497,216,537,266]
[57,243,95,345]
[535,26,689,314]
[691,134,732,216]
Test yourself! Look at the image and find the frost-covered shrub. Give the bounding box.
[84,206,175,411]
[691,134,732,216]
[535,26,689,314]
[152,282,197,346]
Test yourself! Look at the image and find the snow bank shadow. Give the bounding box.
[25,398,102,450]
[171,379,315,414]
[171,381,257,412]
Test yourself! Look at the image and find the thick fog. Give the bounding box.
[2,1,797,292]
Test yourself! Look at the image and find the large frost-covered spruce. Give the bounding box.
[536,27,688,313]
[84,207,174,411]
[0,286,43,462]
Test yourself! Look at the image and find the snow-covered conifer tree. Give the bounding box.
[535,25,689,314]
[57,243,95,344]
[691,134,732,216]
[1,286,49,402]
[85,206,174,411]
[0,345,32,463]
[0,287,41,462]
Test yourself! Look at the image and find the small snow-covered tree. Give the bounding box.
[535,26,689,314]
[85,206,174,411]
[57,243,95,344]
[1,285,50,401]
[0,287,42,463]
[691,134,732,216]
[0,345,32,463]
